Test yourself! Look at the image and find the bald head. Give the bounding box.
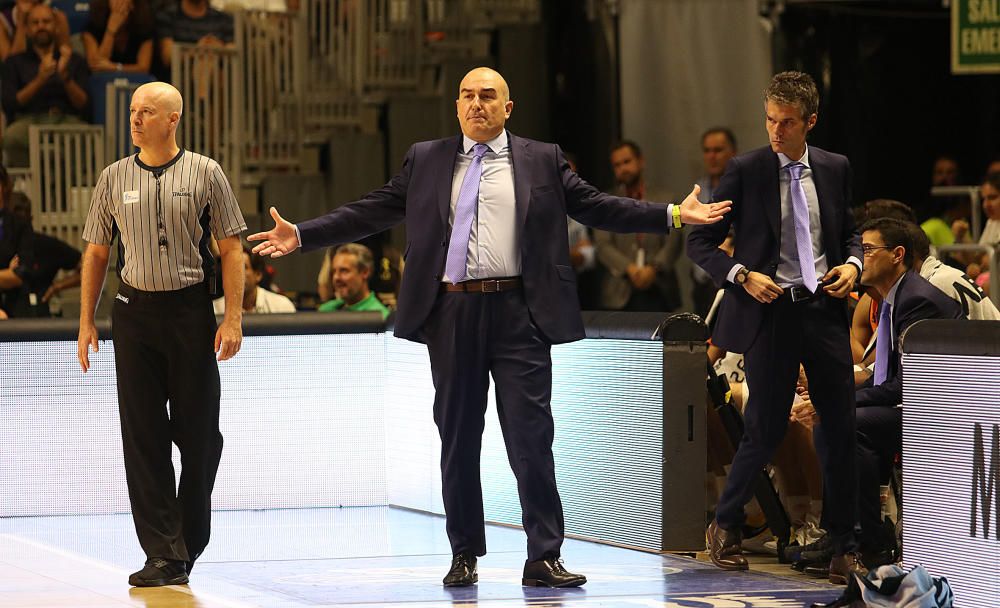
[130,82,184,156]
[456,67,513,142]
[458,67,510,102]
[134,82,184,117]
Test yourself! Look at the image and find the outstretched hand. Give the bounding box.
[678,184,732,226]
[247,206,299,258]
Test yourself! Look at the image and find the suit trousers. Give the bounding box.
[111,282,223,564]
[855,405,901,548]
[421,288,565,561]
[716,294,858,553]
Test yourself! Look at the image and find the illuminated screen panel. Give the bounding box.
[903,352,1000,607]
[385,334,665,550]
[0,334,387,517]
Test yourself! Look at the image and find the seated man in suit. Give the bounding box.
[794,217,963,566]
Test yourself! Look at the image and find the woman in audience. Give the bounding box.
[967,171,1000,295]
[82,0,154,73]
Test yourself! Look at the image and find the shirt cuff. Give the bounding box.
[293,224,303,249]
[726,263,745,285]
[666,204,674,229]
[847,255,862,276]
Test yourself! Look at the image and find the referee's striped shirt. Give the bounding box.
[83,149,246,292]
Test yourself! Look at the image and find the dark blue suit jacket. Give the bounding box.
[298,132,671,343]
[687,145,862,353]
[856,270,963,407]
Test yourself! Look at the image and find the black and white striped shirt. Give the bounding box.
[83,150,246,292]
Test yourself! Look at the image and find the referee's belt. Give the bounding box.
[441,277,522,293]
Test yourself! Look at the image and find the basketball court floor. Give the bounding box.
[0,506,843,608]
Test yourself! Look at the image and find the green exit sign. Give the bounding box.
[953,0,1000,73]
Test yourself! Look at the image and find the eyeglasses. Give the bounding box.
[861,245,892,256]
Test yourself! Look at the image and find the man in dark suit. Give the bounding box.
[851,217,962,557]
[688,71,865,584]
[249,67,731,588]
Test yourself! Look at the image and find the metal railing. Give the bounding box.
[26,125,104,247]
[104,80,141,164]
[235,9,305,173]
[171,44,243,189]
[931,185,982,242]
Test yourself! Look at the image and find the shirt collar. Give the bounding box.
[778,145,811,170]
[462,130,508,156]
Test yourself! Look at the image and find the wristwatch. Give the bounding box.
[734,266,750,285]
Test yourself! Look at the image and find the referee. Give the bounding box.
[77,82,246,587]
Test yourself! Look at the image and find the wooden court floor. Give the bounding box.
[0,507,841,608]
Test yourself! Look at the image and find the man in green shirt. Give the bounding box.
[317,242,390,319]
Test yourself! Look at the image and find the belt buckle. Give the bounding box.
[790,286,810,302]
[482,279,500,293]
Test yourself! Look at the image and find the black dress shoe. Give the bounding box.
[522,557,587,587]
[442,553,477,587]
[128,558,189,587]
[783,532,830,563]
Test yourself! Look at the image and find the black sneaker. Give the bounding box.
[128,558,189,587]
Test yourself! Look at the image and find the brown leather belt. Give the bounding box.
[441,278,522,293]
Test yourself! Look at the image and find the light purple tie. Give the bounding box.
[445,143,489,283]
[873,301,892,385]
[787,162,818,292]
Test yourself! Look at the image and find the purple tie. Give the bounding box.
[445,143,489,283]
[873,300,892,385]
[787,162,818,292]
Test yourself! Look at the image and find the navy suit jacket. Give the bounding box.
[298,132,671,343]
[856,270,963,407]
[687,145,862,353]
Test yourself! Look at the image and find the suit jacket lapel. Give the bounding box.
[810,149,839,262]
[437,136,463,229]
[509,132,532,231]
[764,152,781,242]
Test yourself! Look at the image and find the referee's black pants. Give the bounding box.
[112,282,222,565]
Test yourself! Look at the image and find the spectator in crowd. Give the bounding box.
[83,0,155,74]
[793,218,962,568]
[8,192,81,314]
[692,128,738,315]
[1,3,89,167]
[317,243,389,319]
[908,221,999,320]
[214,245,295,314]
[985,157,1000,179]
[0,0,71,61]
[316,232,401,308]
[977,171,1000,247]
[594,140,684,312]
[157,0,234,73]
[696,127,738,204]
[966,171,1000,295]
[921,154,969,249]
[689,71,864,584]
[931,154,960,187]
[0,165,36,318]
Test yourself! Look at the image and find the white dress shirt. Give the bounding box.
[443,131,520,283]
